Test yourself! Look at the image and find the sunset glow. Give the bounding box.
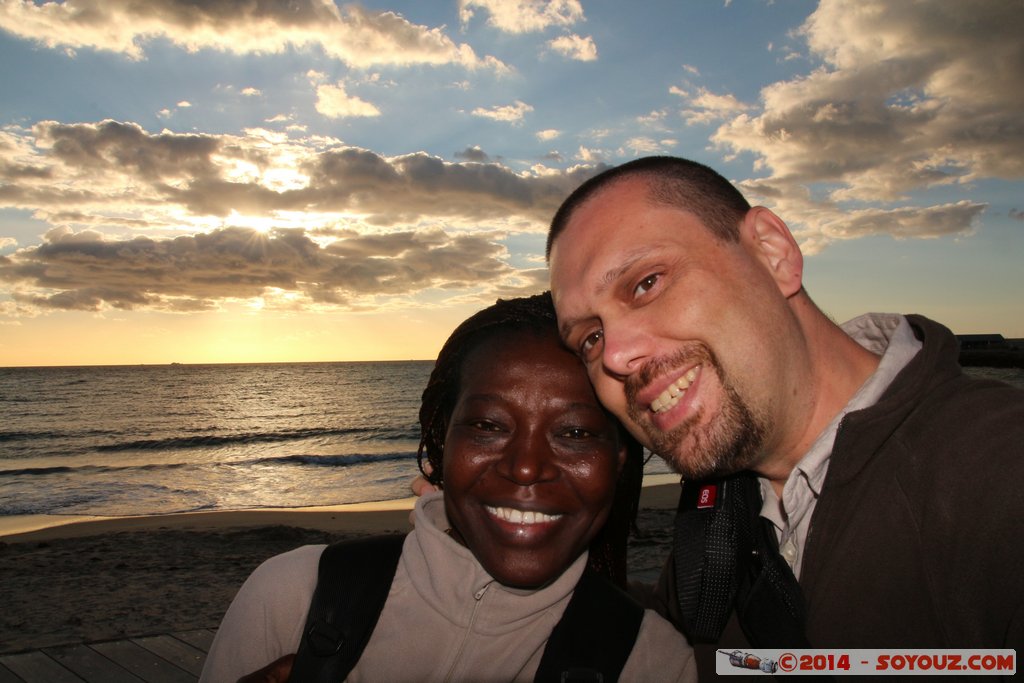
[1,0,1022,366]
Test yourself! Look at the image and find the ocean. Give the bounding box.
[0,361,436,517]
[1,362,1020,520]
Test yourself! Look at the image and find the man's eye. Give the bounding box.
[634,274,659,297]
[580,329,603,360]
[559,427,593,439]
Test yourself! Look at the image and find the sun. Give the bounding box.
[225,211,277,234]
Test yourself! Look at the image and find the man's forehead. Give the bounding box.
[552,240,662,290]
[551,244,661,339]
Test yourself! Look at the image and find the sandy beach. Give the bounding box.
[0,480,680,655]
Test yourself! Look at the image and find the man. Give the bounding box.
[547,156,1023,674]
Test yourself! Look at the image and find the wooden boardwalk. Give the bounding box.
[0,630,213,683]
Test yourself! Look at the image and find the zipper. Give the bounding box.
[443,583,491,683]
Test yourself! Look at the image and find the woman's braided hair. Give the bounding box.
[416,292,644,587]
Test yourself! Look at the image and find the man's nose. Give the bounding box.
[600,317,651,379]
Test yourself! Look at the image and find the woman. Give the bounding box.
[200,293,695,682]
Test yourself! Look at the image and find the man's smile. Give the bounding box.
[650,366,700,414]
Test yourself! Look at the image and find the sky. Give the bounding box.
[0,0,1021,367]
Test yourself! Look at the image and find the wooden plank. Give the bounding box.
[131,636,205,677]
[88,641,194,683]
[42,644,144,683]
[167,630,215,653]
[0,661,28,683]
[0,651,84,683]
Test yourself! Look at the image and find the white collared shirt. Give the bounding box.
[758,313,923,579]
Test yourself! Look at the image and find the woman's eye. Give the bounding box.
[634,273,659,297]
[470,420,502,432]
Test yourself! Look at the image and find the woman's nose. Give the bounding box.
[495,429,557,485]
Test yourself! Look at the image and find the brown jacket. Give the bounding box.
[649,315,1024,678]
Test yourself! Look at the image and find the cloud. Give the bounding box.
[0,119,612,315]
[471,100,534,124]
[0,120,597,225]
[575,146,605,163]
[822,201,986,240]
[454,146,491,163]
[314,82,381,119]
[702,0,1022,250]
[717,0,1024,191]
[547,34,597,61]
[0,225,516,312]
[241,87,262,97]
[621,137,675,155]
[0,0,507,71]
[1009,209,1024,222]
[671,87,752,125]
[459,0,584,33]
[32,120,221,182]
[536,129,561,141]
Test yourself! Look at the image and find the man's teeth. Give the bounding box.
[486,506,561,524]
[650,367,699,414]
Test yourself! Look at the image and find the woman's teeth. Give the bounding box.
[650,367,699,414]
[486,506,561,524]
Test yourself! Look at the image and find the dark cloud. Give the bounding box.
[715,0,1024,200]
[0,120,605,314]
[3,122,603,226]
[0,225,515,312]
[0,162,52,181]
[162,147,597,223]
[455,146,492,163]
[826,201,987,240]
[128,0,340,29]
[700,0,1024,252]
[0,0,504,70]
[36,120,222,181]
[1009,209,1024,222]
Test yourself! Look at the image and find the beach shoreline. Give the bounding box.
[0,473,684,542]
[0,478,681,654]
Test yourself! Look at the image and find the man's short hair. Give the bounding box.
[546,156,751,258]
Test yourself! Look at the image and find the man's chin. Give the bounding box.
[663,450,723,481]
[647,427,750,481]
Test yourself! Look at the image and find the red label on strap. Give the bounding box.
[697,484,717,509]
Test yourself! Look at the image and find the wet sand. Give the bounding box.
[0,481,679,654]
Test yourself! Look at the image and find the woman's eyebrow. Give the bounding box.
[458,392,503,403]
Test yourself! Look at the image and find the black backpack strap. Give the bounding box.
[290,534,406,683]
[673,473,809,648]
[673,476,740,642]
[534,569,645,683]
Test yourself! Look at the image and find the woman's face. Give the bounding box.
[442,329,625,588]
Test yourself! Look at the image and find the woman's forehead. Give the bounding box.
[458,329,593,396]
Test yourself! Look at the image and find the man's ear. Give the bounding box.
[741,206,803,298]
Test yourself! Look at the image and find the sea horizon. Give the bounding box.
[3,361,1020,529]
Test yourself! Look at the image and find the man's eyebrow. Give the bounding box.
[595,247,655,294]
[556,246,658,342]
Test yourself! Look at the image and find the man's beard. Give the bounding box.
[624,343,767,480]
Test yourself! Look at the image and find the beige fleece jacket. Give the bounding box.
[201,492,696,683]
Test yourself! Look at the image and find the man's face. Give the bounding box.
[442,330,624,588]
[550,179,793,479]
